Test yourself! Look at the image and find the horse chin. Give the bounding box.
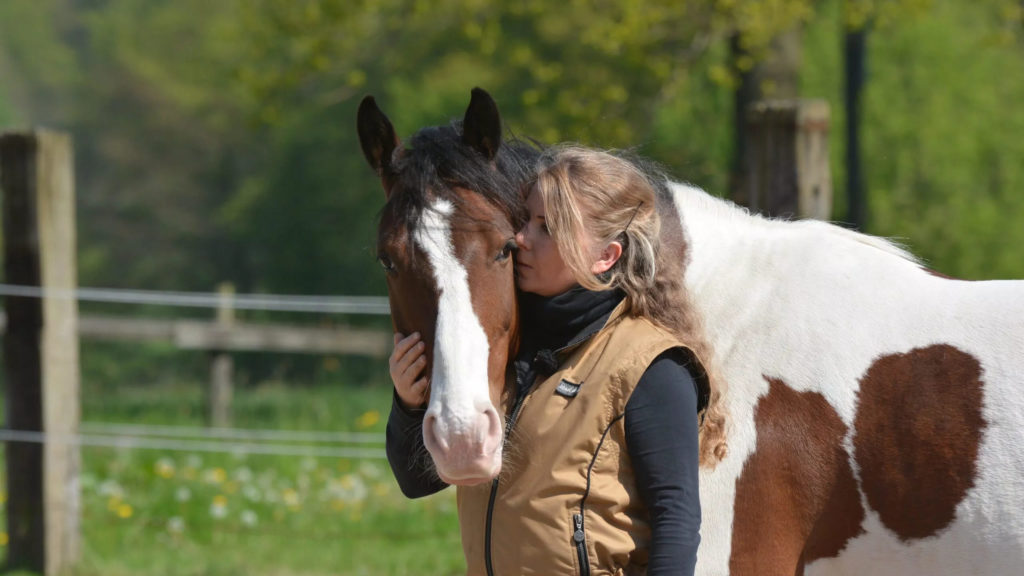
[439,472,498,487]
[434,456,502,487]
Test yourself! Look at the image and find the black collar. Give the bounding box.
[516,286,625,389]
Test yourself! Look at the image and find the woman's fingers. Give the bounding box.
[389,332,430,409]
[407,377,429,403]
[393,335,425,377]
[393,332,418,357]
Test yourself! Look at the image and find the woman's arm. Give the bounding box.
[385,333,448,498]
[386,393,449,498]
[625,348,702,576]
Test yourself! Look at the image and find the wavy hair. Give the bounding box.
[531,145,661,317]
[531,145,729,467]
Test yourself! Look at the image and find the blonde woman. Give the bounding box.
[388,146,703,576]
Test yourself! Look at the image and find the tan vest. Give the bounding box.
[457,303,687,576]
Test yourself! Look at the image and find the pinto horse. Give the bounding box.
[358,88,1024,575]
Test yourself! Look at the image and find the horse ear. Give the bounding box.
[462,87,502,161]
[357,95,399,181]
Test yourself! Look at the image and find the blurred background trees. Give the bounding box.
[2,0,1023,293]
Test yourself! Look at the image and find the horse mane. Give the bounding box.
[670,181,922,268]
[384,121,542,238]
[805,220,921,265]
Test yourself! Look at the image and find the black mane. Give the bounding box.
[384,121,542,237]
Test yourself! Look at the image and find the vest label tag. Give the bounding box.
[555,379,581,397]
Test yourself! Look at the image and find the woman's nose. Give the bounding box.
[515,228,528,250]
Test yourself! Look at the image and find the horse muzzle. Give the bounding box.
[422,405,503,485]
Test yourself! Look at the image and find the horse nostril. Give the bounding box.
[422,413,449,454]
[481,407,503,455]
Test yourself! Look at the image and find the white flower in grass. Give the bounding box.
[154,457,175,478]
[358,461,382,479]
[98,480,124,498]
[175,487,192,503]
[242,485,262,503]
[282,488,301,508]
[240,509,258,527]
[203,468,227,484]
[234,466,253,483]
[210,495,228,519]
[325,474,368,504]
[167,516,185,534]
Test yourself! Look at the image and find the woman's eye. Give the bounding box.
[496,240,517,262]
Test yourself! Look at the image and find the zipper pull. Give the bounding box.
[573,513,585,543]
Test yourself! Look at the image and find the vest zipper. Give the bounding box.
[573,512,590,576]
[485,377,530,576]
[571,412,625,576]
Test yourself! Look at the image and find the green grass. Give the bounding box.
[1,380,464,576]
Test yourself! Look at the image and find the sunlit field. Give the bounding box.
[1,381,463,576]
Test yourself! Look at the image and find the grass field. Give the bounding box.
[1,377,464,576]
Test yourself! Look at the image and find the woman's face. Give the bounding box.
[514,188,579,297]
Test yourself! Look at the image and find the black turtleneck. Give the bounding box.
[386,286,701,576]
[513,285,625,394]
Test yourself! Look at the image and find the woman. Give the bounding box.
[387,146,704,576]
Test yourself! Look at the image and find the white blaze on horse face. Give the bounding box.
[413,198,502,482]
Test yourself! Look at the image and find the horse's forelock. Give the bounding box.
[386,122,538,237]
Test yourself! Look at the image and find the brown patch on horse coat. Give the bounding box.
[854,345,986,541]
[730,378,864,576]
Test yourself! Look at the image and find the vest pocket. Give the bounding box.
[572,512,591,576]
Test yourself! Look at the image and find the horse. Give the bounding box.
[358,88,1024,575]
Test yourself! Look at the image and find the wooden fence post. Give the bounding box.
[209,282,234,427]
[742,99,833,220]
[1,130,81,575]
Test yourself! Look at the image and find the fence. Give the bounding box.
[0,280,398,575]
[0,282,392,427]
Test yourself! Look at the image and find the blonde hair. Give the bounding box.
[532,145,661,318]
[532,145,729,467]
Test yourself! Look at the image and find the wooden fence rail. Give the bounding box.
[0,313,391,356]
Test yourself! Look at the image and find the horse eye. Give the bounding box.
[378,254,396,273]
[496,239,517,262]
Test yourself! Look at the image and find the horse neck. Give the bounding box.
[670,182,932,411]
[670,183,784,340]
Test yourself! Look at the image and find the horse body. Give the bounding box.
[670,182,1024,574]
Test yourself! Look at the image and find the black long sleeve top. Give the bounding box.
[385,287,701,575]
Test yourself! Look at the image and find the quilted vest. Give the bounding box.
[456,302,688,575]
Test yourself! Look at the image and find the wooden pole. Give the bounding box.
[729,27,804,206]
[209,282,234,427]
[743,99,833,220]
[844,26,868,229]
[1,130,81,575]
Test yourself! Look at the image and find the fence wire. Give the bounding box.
[0,283,391,315]
[0,425,387,460]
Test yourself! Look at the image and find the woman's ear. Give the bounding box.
[591,241,623,275]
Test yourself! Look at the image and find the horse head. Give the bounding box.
[357,88,538,485]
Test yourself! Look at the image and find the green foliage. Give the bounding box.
[804,0,1024,279]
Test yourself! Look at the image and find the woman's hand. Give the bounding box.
[390,332,429,410]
